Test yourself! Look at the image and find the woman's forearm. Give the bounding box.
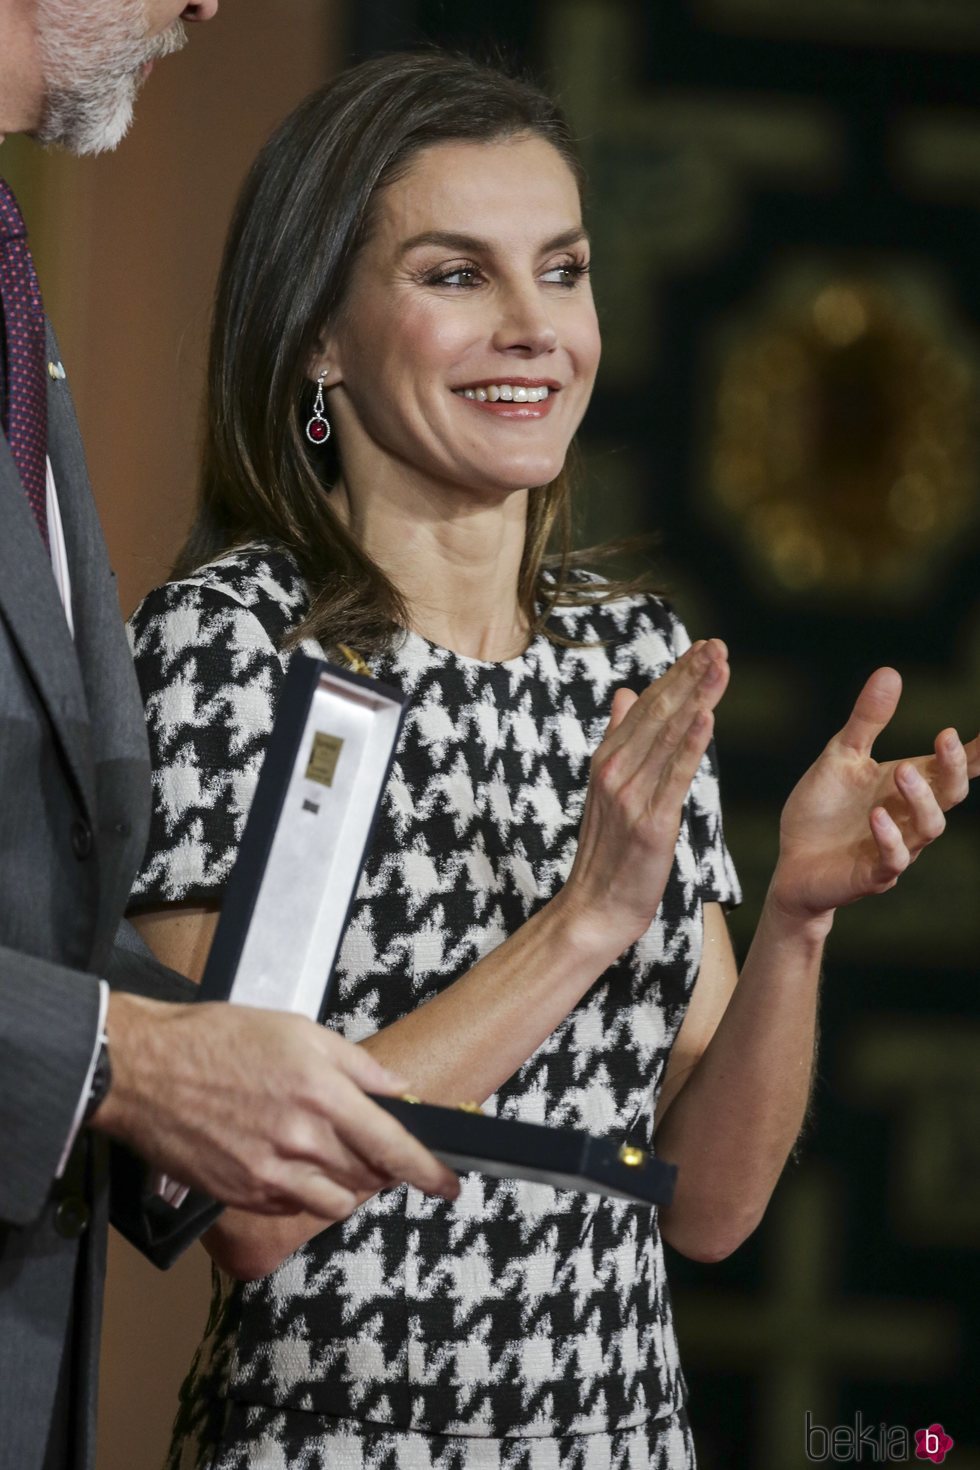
[655,894,832,1263]
[656,672,978,1264]
[356,889,624,1100]
[204,888,626,1277]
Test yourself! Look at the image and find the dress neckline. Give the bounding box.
[397,623,541,673]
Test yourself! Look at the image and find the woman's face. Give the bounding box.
[321,133,601,500]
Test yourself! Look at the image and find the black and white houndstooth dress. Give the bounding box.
[127,544,741,1470]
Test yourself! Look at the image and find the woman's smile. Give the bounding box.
[451,376,560,417]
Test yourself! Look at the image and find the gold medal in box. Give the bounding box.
[198,654,677,1209]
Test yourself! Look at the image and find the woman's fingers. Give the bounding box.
[637,651,728,777]
[868,805,911,887]
[605,703,716,846]
[613,641,724,738]
[868,757,949,890]
[604,640,728,787]
[604,685,639,738]
[928,728,971,808]
[835,667,902,757]
[568,640,729,944]
[653,707,716,811]
[894,762,946,854]
[964,732,980,780]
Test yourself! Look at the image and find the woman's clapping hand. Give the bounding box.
[559,638,730,953]
[770,666,979,923]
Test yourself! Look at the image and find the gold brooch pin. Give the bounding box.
[336,644,373,678]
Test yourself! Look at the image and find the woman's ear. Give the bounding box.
[308,333,344,388]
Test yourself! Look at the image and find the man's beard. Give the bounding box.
[33,0,187,156]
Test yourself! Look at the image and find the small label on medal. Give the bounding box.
[306,731,344,787]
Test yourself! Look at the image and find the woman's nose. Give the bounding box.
[491,287,559,357]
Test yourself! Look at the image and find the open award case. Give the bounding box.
[198,656,406,1019]
[169,653,676,1211]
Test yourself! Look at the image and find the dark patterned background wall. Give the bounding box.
[356,2,980,1465]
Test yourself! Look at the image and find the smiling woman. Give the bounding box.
[167,51,643,664]
[124,47,976,1470]
[312,131,599,619]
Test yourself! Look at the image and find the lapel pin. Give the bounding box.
[47,361,66,380]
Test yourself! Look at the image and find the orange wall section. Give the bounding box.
[46,0,342,619]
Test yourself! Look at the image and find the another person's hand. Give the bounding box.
[771,666,979,923]
[558,638,730,952]
[92,995,459,1220]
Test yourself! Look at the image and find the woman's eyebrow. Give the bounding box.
[398,226,590,257]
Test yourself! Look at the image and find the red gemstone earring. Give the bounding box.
[306,370,331,444]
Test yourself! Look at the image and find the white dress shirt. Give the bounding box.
[47,459,110,1174]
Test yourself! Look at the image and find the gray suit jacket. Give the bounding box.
[0,329,213,1470]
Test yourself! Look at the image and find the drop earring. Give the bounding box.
[306,370,331,444]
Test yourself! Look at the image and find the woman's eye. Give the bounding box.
[542,262,590,287]
[431,266,482,288]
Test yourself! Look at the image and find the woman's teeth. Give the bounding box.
[455,384,551,403]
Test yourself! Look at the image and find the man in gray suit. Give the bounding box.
[0,5,458,1468]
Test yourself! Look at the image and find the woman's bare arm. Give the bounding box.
[654,670,978,1264]
[653,900,823,1264]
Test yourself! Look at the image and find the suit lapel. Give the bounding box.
[0,427,96,823]
[44,326,150,781]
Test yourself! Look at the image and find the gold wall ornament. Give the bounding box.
[707,270,980,600]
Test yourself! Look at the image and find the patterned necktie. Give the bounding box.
[0,179,49,549]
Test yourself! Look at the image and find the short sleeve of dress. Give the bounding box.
[669,608,742,910]
[127,580,288,908]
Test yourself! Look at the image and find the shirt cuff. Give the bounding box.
[56,978,109,1178]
